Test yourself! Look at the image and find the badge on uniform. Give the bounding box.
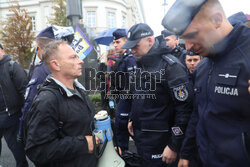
[172,127,183,136]
[173,85,188,101]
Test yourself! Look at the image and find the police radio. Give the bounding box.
[93,110,125,167]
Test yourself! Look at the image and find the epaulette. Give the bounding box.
[161,54,177,65]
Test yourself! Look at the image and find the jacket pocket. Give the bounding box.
[215,67,240,86]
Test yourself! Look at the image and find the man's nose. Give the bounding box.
[78,57,84,64]
[185,41,193,51]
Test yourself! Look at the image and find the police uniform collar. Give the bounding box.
[137,41,162,67]
[208,23,244,59]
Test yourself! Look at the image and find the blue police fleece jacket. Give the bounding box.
[180,23,250,167]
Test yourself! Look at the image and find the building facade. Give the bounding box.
[0,0,145,36]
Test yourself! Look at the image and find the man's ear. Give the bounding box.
[50,59,60,71]
[211,12,223,28]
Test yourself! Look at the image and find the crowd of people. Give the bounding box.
[0,0,249,167]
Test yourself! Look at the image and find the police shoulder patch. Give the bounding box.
[161,54,177,65]
[173,85,188,101]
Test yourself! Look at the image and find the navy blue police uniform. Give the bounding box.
[112,29,137,151]
[18,27,54,140]
[122,23,193,167]
[162,0,250,166]
[181,23,250,167]
[21,62,50,123]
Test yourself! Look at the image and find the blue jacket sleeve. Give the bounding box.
[164,57,194,153]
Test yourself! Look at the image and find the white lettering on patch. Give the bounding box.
[214,86,239,96]
[151,154,162,159]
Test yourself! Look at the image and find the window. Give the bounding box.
[87,11,96,27]
[44,6,51,26]
[122,15,126,28]
[107,11,115,28]
[30,16,36,31]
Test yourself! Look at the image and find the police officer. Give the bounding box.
[123,23,193,167]
[18,27,54,141]
[161,29,186,62]
[162,0,250,167]
[111,29,137,152]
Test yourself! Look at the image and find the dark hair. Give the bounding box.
[0,44,3,50]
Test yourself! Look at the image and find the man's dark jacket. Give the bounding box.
[0,55,27,115]
[24,76,97,167]
[180,23,250,167]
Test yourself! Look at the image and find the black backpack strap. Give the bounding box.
[38,87,66,138]
[9,60,15,80]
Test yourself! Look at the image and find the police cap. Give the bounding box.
[162,0,207,35]
[228,12,248,26]
[113,29,127,40]
[122,23,154,49]
[161,29,175,38]
[36,26,55,39]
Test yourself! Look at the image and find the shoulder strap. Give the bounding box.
[9,60,15,80]
[161,54,177,66]
[38,87,66,137]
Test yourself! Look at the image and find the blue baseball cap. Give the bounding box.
[113,29,127,40]
[162,0,207,35]
[36,26,55,39]
[122,23,154,49]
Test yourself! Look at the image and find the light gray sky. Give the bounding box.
[143,0,250,36]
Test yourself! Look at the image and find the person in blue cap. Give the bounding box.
[122,23,193,167]
[162,0,250,167]
[110,28,137,152]
[161,29,185,60]
[17,27,54,142]
[0,43,28,167]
